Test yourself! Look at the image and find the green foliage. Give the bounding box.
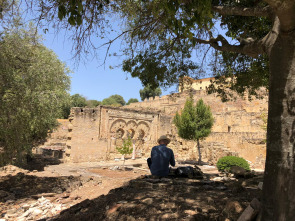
[59,93,87,118]
[86,99,101,107]
[119,0,270,93]
[0,0,10,20]
[109,94,126,106]
[0,24,70,165]
[139,85,162,101]
[61,96,101,118]
[260,112,268,131]
[26,0,272,94]
[116,137,133,164]
[102,94,125,106]
[71,94,87,107]
[126,98,139,105]
[56,0,110,26]
[58,93,72,119]
[116,137,133,156]
[122,43,199,89]
[174,98,214,141]
[216,156,250,172]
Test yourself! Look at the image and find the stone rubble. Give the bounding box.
[2,196,68,221]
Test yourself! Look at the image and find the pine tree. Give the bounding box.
[174,98,214,164]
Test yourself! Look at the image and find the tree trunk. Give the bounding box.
[197,139,202,165]
[132,143,136,160]
[261,31,295,220]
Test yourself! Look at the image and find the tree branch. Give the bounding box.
[263,0,295,32]
[194,34,265,58]
[260,16,280,56]
[212,5,273,18]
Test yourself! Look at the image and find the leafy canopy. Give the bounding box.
[102,94,126,106]
[26,0,271,95]
[0,23,71,165]
[126,98,139,105]
[71,93,87,107]
[86,99,101,107]
[174,98,214,141]
[139,85,162,101]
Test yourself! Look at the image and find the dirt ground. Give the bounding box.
[0,156,263,221]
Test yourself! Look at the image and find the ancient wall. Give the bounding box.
[37,119,69,158]
[64,106,161,163]
[65,108,102,163]
[42,89,268,169]
[124,90,268,168]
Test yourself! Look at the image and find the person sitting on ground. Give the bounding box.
[147,135,175,177]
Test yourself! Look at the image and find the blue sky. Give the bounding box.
[21,7,225,103]
[40,25,178,103]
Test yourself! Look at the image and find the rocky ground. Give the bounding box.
[0,156,263,221]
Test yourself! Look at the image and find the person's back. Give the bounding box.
[148,135,175,177]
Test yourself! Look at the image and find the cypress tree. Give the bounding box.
[174,98,214,164]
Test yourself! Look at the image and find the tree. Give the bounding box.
[61,96,101,118]
[18,0,295,219]
[58,93,72,119]
[86,99,101,107]
[174,98,213,165]
[71,94,87,107]
[139,85,162,101]
[102,94,125,106]
[116,137,133,165]
[126,98,139,105]
[0,23,70,166]
[109,94,126,106]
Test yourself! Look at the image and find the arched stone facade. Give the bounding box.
[108,118,152,158]
[64,106,159,162]
[57,88,267,169]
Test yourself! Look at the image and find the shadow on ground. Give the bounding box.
[23,154,63,171]
[0,173,82,202]
[48,174,263,221]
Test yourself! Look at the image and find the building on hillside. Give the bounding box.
[179,76,215,92]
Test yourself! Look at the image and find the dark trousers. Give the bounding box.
[147,158,152,169]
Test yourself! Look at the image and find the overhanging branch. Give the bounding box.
[212,5,273,18]
[194,34,265,58]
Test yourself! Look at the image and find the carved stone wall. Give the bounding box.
[44,89,268,169]
[64,106,160,163]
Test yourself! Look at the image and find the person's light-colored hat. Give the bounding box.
[157,135,170,144]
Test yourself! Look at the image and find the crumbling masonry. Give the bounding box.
[41,89,268,169]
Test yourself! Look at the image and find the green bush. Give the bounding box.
[216,156,250,172]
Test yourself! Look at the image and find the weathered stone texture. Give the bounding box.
[37,119,69,158]
[42,90,267,169]
[65,108,102,163]
[63,106,163,163]
[124,90,267,168]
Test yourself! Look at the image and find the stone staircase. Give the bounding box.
[36,120,68,160]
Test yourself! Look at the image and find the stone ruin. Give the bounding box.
[39,89,268,169]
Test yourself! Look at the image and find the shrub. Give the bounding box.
[216,156,250,172]
[116,137,133,165]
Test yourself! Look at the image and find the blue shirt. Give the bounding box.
[150,144,175,176]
